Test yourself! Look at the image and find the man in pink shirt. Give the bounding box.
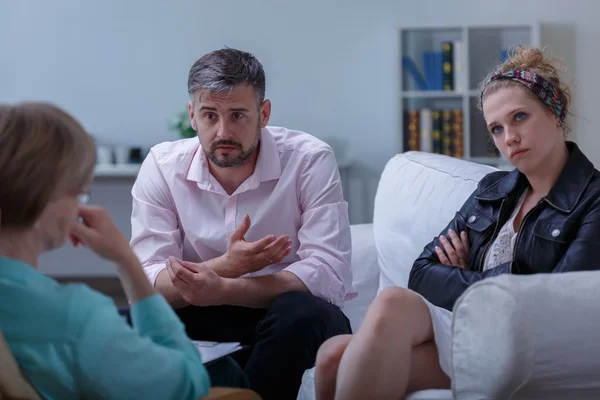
[129,48,354,399]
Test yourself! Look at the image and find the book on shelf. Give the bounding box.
[402,40,466,92]
[402,57,428,91]
[432,110,442,154]
[442,42,454,92]
[402,40,478,92]
[404,109,420,151]
[452,109,464,158]
[403,108,464,158]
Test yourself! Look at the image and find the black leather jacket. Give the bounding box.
[408,142,600,311]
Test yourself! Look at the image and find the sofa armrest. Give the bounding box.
[344,223,379,332]
[349,223,378,287]
[451,271,600,399]
[204,387,261,399]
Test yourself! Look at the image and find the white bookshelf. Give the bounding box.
[399,23,541,167]
[402,91,463,99]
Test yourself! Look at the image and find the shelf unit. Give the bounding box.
[399,23,540,167]
[94,164,141,178]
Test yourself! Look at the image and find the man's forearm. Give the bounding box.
[220,271,308,308]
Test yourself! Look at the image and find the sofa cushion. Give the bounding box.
[452,271,600,399]
[373,152,497,290]
[405,390,453,400]
[297,367,452,400]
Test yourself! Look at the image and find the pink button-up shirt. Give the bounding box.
[130,126,354,307]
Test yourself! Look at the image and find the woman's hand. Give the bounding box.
[435,229,470,269]
[71,205,154,304]
[70,205,138,267]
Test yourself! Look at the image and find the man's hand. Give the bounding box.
[166,256,226,306]
[216,214,292,278]
[435,229,470,269]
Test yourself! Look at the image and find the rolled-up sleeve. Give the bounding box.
[130,153,182,285]
[284,149,353,307]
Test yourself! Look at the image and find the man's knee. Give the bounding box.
[269,291,334,329]
[260,291,350,339]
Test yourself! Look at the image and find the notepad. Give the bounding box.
[193,341,243,364]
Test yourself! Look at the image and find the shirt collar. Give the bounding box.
[543,141,594,213]
[254,127,282,182]
[185,142,213,191]
[475,142,594,213]
[185,128,282,192]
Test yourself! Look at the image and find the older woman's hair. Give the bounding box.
[0,102,96,230]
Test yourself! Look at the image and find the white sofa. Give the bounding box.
[297,151,600,400]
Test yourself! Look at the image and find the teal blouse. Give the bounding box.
[0,256,210,399]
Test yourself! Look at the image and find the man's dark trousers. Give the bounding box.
[176,291,352,400]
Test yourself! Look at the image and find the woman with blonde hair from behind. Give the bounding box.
[0,102,211,399]
[314,46,600,399]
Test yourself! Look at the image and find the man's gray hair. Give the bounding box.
[187,48,266,105]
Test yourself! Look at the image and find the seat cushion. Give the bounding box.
[406,390,453,400]
[296,367,315,400]
[296,367,452,400]
[373,151,497,290]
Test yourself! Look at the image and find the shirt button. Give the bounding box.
[468,215,477,223]
[551,229,560,237]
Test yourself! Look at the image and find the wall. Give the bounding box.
[2,0,599,276]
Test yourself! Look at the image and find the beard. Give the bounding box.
[205,127,260,168]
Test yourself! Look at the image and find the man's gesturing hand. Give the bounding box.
[216,214,292,278]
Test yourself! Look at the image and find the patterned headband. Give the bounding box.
[480,70,566,124]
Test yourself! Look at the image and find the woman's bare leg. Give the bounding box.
[407,341,450,394]
[315,338,449,399]
[333,287,449,399]
[315,335,353,400]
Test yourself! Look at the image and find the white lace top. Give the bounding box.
[482,189,529,271]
